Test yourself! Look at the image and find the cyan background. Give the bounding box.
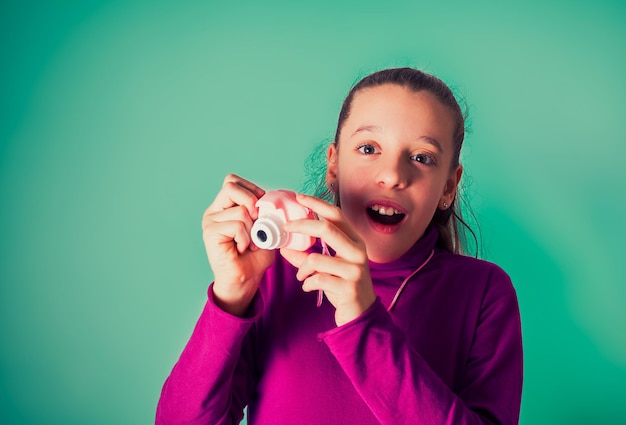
[1,1,625,424]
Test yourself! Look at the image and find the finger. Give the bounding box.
[223,174,266,199]
[294,193,361,241]
[294,252,359,282]
[205,180,263,220]
[302,272,376,326]
[203,205,258,251]
[301,273,345,294]
[279,248,310,270]
[284,218,366,264]
[202,204,254,232]
[203,220,252,255]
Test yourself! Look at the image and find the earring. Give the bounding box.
[329,182,336,192]
[442,202,448,209]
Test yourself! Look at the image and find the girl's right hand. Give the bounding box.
[201,174,275,316]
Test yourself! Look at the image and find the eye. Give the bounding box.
[357,144,379,155]
[410,153,436,166]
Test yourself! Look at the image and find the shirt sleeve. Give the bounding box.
[318,273,523,425]
[155,284,262,425]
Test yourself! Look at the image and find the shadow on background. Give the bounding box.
[481,205,626,424]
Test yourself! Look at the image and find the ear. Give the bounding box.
[326,143,338,185]
[441,165,463,208]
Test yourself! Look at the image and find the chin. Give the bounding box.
[364,237,410,263]
[366,249,405,264]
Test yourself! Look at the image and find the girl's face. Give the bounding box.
[327,84,462,263]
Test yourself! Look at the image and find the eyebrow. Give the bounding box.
[352,125,383,136]
[419,136,444,153]
[352,125,444,153]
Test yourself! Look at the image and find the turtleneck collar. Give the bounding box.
[367,225,439,273]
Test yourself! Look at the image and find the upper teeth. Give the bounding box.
[370,205,403,216]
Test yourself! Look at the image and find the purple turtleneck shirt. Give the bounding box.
[156,226,523,424]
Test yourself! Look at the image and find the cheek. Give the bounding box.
[426,169,450,196]
[335,156,366,191]
[336,175,369,216]
[427,180,446,202]
[422,184,445,213]
[405,179,446,222]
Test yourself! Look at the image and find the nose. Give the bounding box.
[375,154,410,189]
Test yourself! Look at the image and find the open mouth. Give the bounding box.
[367,204,406,226]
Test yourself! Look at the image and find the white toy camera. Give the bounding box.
[250,190,316,251]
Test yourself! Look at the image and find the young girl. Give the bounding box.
[156,68,523,425]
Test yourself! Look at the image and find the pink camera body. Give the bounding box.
[251,190,316,251]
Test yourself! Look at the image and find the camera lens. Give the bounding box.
[256,230,268,243]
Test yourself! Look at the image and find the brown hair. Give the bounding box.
[330,67,477,255]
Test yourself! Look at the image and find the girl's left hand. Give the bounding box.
[280,193,377,327]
